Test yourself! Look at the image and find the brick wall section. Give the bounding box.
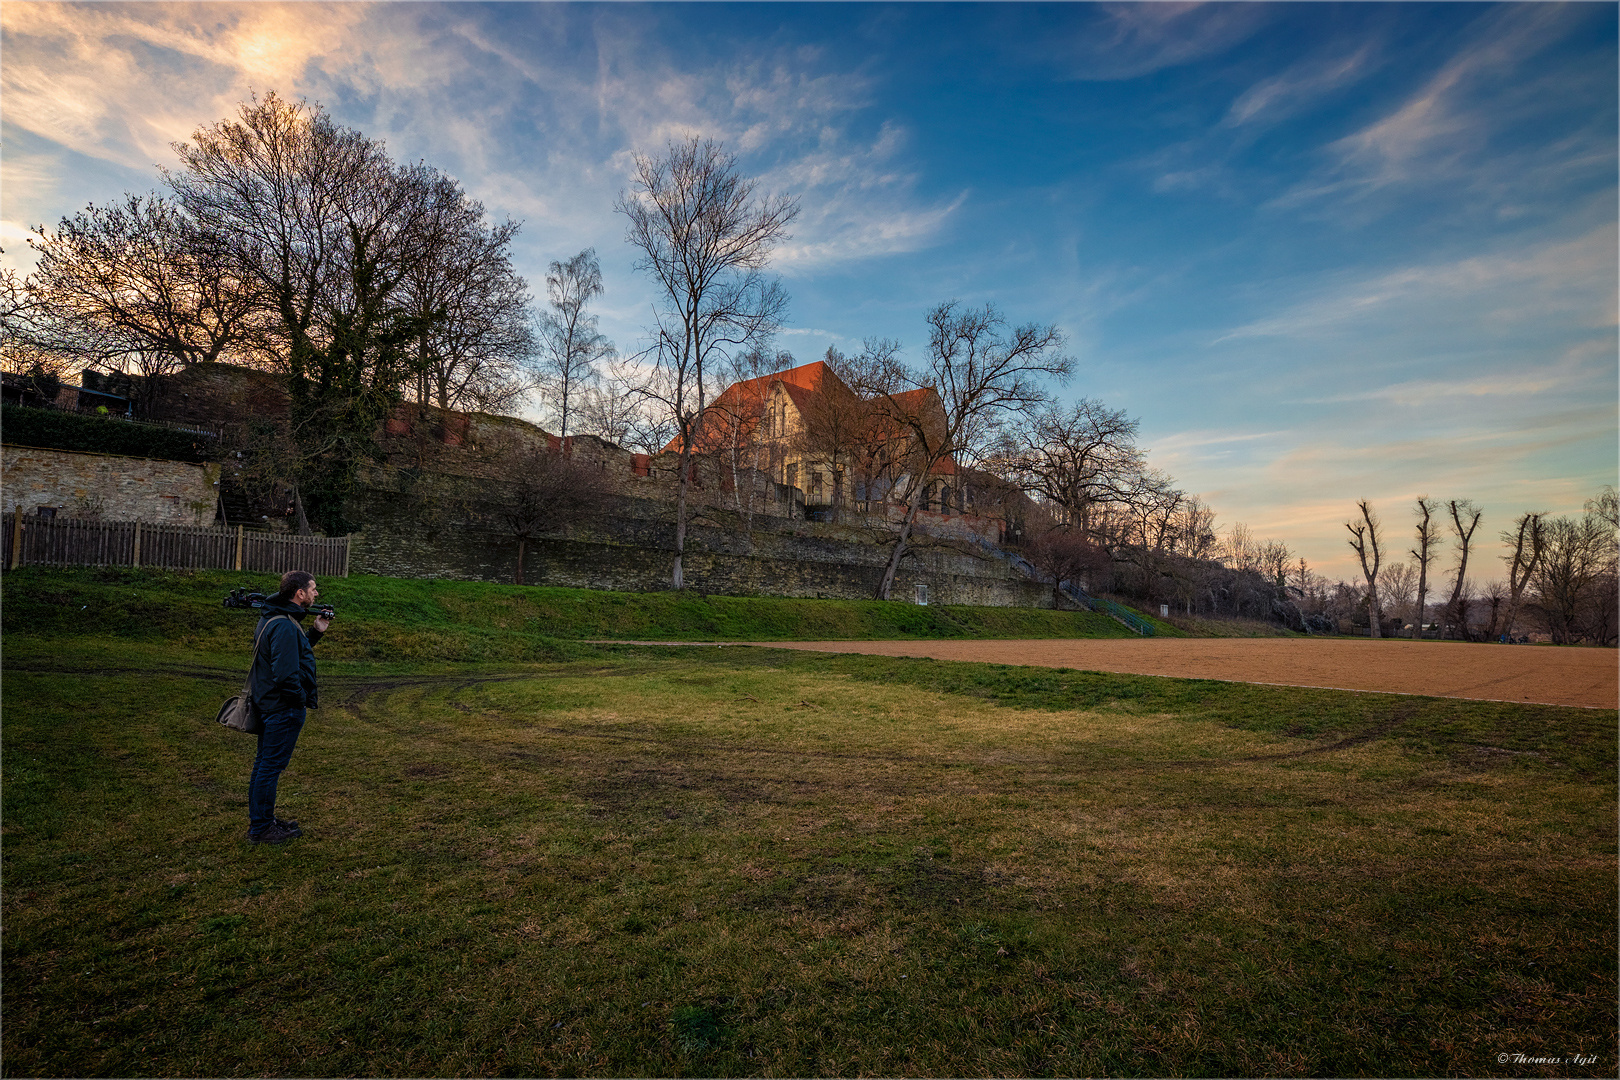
[1,446,220,524]
[347,473,1051,607]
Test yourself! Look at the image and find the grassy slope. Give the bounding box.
[3,571,1612,1077]
[0,566,1173,655]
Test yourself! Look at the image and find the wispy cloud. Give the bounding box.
[1216,223,1618,344]
[1279,4,1604,206]
[1224,44,1378,128]
[1057,2,1268,81]
[0,2,372,169]
[1299,339,1614,407]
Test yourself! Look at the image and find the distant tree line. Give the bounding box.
[1326,491,1618,645]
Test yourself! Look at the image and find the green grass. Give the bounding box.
[3,570,1614,1077]
[0,566,1165,654]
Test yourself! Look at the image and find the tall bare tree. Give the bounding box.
[536,248,615,443]
[23,194,260,411]
[1443,498,1483,635]
[1532,499,1618,645]
[1410,496,1441,639]
[1224,521,1261,574]
[1346,499,1384,637]
[1499,511,1545,639]
[852,301,1072,600]
[616,137,799,589]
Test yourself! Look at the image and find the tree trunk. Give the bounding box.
[672,444,691,590]
[876,483,925,601]
[292,484,313,537]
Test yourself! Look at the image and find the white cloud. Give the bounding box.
[1224,44,1377,128]
[1058,2,1268,82]
[1283,4,1597,203]
[1217,224,1619,344]
[0,2,373,169]
[1301,339,1615,408]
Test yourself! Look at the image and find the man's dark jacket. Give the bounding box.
[250,596,324,715]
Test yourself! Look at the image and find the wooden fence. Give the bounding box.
[3,513,349,577]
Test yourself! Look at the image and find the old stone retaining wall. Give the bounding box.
[1,445,219,524]
[347,470,1049,607]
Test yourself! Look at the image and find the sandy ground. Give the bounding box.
[745,637,1618,709]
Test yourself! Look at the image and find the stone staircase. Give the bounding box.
[953,532,1155,636]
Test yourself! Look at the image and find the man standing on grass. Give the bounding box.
[247,570,332,845]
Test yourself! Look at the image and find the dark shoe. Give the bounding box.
[248,823,299,845]
[274,816,302,836]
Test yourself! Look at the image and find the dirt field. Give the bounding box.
[753,637,1618,709]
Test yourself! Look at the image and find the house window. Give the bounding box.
[786,463,797,488]
[811,471,823,495]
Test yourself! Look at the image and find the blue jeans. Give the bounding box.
[248,706,306,836]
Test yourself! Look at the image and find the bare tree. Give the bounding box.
[403,198,534,414]
[1380,560,1418,631]
[1410,496,1441,639]
[1532,502,1617,644]
[616,137,799,589]
[1171,495,1220,559]
[492,446,614,586]
[168,92,484,532]
[1443,499,1483,635]
[851,301,1072,600]
[536,249,615,443]
[1479,579,1509,640]
[0,266,73,383]
[1591,485,1619,530]
[1224,522,1261,573]
[1258,540,1293,586]
[1025,524,1110,606]
[1008,398,1145,533]
[23,194,260,412]
[1345,499,1384,637]
[1499,511,1546,640]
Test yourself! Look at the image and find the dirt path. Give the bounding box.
[748,637,1618,709]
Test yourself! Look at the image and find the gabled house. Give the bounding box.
[665,359,1013,537]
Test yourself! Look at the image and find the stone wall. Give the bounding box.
[1,446,220,524]
[347,469,1050,607]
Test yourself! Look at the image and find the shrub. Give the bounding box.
[1,403,215,462]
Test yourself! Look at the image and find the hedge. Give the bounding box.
[1,404,216,462]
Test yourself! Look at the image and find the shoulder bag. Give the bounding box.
[215,614,292,735]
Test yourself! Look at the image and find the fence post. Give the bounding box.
[342,535,351,578]
[9,510,21,570]
[235,525,244,572]
[132,521,142,569]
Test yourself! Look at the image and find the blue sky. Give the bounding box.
[3,2,1615,580]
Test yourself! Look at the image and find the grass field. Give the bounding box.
[2,569,1613,1077]
[0,566,1176,654]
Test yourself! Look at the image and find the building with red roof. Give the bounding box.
[661,359,1007,537]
